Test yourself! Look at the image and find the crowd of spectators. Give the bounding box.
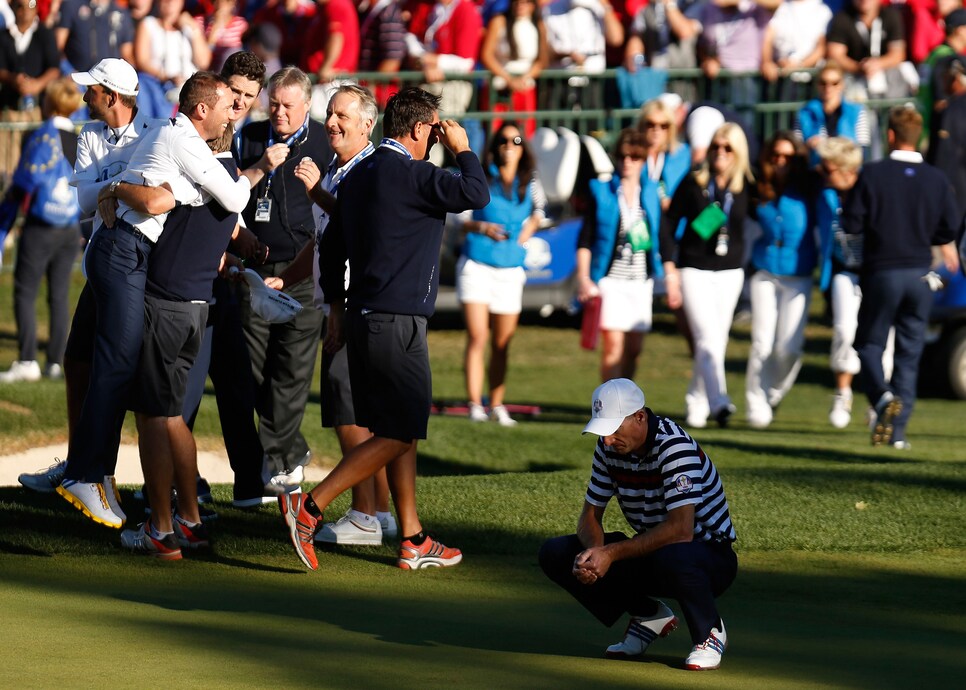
[2,0,963,115]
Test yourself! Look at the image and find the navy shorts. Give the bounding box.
[130,294,208,418]
[346,310,431,442]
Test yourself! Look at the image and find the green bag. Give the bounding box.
[690,202,728,241]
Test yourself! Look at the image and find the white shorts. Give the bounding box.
[456,256,526,315]
[599,275,653,333]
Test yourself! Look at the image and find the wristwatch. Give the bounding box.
[108,179,121,197]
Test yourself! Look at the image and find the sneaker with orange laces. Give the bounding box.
[279,493,319,570]
[397,534,462,570]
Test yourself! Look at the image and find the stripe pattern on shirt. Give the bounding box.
[584,410,736,543]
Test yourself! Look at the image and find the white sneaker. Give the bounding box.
[490,405,518,427]
[103,475,127,524]
[686,414,707,429]
[56,479,124,528]
[0,360,41,383]
[685,621,727,670]
[315,509,383,545]
[45,363,63,380]
[18,459,67,493]
[892,440,912,450]
[468,403,488,423]
[264,464,304,498]
[605,600,678,659]
[829,392,853,429]
[378,511,398,538]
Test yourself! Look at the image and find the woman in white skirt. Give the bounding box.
[458,122,546,426]
[576,128,655,382]
[660,123,755,428]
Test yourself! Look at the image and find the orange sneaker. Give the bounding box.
[279,493,318,570]
[397,534,462,570]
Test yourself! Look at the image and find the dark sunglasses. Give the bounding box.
[619,152,644,161]
[496,134,523,146]
[818,79,842,87]
[709,143,733,153]
[644,120,670,130]
[771,150,794,160]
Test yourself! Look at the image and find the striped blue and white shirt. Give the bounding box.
[585,409,737,543]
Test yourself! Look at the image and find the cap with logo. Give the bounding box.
[582,378,646,436]
[71,58,139,96]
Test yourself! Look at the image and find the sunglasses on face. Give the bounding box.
[709,143,733,153]
[818,79,842,87]
[771,150,795,160]
[496,134,523,146]
[619,152,644,161]
[644,120,670,130]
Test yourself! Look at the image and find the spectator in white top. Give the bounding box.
[761,0,832,97]
[541,0,623,73]
[133,0,211,116]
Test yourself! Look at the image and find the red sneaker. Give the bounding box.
[279,494,318,570]
[397,534,462,570]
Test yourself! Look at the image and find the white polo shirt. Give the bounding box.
[118,113,253,242]
[70,108,155,232]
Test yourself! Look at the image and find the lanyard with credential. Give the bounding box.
[255,117,309,223]
[707,179,734,257]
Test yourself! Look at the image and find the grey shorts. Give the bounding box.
[346,310,431,442]
[130,294,208,417]
[320,316,356,428]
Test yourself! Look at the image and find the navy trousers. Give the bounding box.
[856,268,933,442]
[539,532,737,645]
[65,222,152,482]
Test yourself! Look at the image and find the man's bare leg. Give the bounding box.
[386,442,421,537]
[168,416,201,525]
[307,435,411,513]
[136,414,175,534]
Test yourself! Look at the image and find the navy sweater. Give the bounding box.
[843,156,959,274]
[321,147,488,316]
[146,155,238,302]
[234,118,332,262]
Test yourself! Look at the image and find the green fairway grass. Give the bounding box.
[1,260,965,688]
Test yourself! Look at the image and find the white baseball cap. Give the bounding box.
[582,378,646,436]
[71,58,139,96]
[687,106,726,151]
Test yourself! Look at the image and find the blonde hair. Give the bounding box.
[44,77,82,117]
[694,123,754,194]
[638,98,680,153]
[817,136,862,172]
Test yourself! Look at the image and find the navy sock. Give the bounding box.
[404,531,426,545]
[304,495,323,518]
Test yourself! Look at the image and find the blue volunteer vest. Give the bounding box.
[464,170,533,268]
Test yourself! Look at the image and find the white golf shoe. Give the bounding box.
[605,600,678,659]
[685,620,727,670]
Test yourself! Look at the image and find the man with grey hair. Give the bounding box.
[265,83,397,545]
[234,66,332,494]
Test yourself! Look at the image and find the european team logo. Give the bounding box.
[675,474,693,493]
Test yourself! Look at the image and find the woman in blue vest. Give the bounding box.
[745,131,820,428]
[576,128,656,382]
[0,78,82,384]
[458,122,546,427]
[795,61,872,167]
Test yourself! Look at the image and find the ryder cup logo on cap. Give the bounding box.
[71,58,139,96]
[582,378,645,436]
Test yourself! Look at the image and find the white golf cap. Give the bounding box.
[71,58,139,96]
[687,106,725,151]
[657,92,682,112]
[582,378,645,436]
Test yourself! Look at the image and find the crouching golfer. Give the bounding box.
[539,378,737,670]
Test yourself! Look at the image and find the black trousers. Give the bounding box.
[240,262,323,475]
[538,532,737,644]
[13,223,79,364]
